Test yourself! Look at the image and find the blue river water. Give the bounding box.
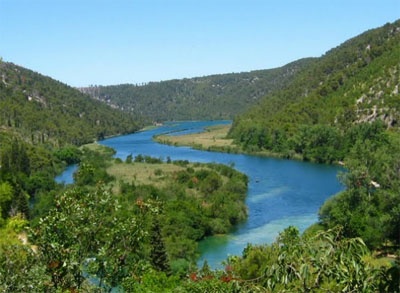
[57,120,343,268]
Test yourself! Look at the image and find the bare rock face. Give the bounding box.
[353,65,399,128]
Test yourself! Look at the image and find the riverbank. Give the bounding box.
[58,123,345,271]
[154,123,305,160]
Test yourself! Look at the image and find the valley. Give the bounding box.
[0,19,399,292]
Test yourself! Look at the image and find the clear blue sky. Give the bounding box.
[1,0,399,87]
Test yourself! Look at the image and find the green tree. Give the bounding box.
[150,217,171,274]
[73,162,95,185]
[31,186,147,291]
[0,182,13,220]
[126,153,133,164]
[232,226,386,292]
[0,139,30,177]
[0,241,50,291]
[0,214,51,292]
[54,145,82,165]
[319,125,400,248]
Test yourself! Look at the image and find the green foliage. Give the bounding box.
[73,146,115,186]
[0,214,51,291]
[0,138,30,176]
[29,188,60,225]
[226,19,400,253]
[319,127,400,248]
[150,217,171,274]
[229,19,400,163]
[231,226,395,292]
[125,153,133,163]
[292,124,343,163]
[178,276,243,293]
[0,243,51,292]
[121,269,181,292]
[5,213,28,233]
[263,227,377,292]
[0,61,141,146]
[24,142,248,291]
[144,155,163,164]
[81,58,313,121]
[31,186,147,291]
[54,145,82,164]
[0,182,13,219]
[116,161,248,268]
[0,133,63,222]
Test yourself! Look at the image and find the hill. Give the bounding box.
[79,58,313,122]
[0,61,141,146]
[229,20,400,155]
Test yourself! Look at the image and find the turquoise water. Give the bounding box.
[59,120,343,268]
[55,164,77,184]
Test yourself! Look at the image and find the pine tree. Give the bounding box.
[150,217,170,274]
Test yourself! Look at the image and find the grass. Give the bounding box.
[154,124,238,150]
[80,139,234,195]
[106,160,226,197]
[81,142,116,156]
[107,162,183,188]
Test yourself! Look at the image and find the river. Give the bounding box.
[57,120,343,268]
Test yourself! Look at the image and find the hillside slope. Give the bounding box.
[0,61,141,146]
[229,19,400,156]
[80,58,314,122]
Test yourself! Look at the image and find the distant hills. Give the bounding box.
[79,58,313,122]
[0,62,141,146]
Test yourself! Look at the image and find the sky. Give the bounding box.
[1,0,399,87]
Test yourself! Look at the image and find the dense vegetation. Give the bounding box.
[0,61,141,145]
[0,58,142,256]
[1,139,249,291]
[227,18,400,274]
[1,20,400,292]
[319,126,400,248]
[80,58,312,122]
[229,20,400,159]
[73,146,248,270]
[4,144,398,292]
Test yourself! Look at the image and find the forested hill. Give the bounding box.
[0,61,141,146]
[229,19,400,158]
[79,58,313,122]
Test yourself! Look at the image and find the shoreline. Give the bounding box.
[153,123,346,165]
